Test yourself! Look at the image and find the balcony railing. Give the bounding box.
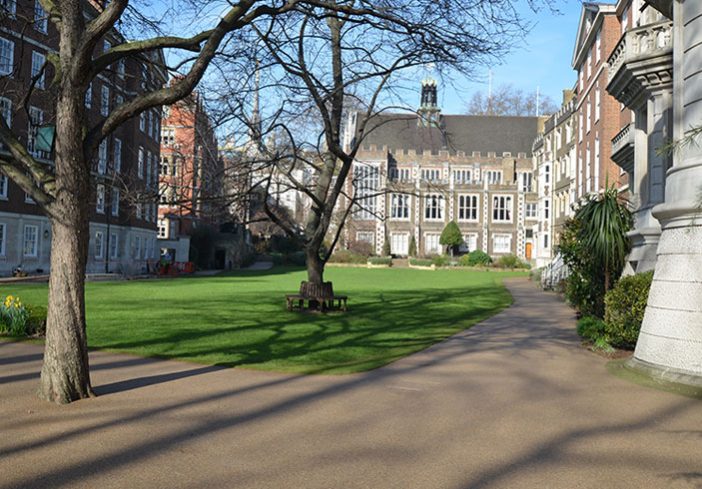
[608,20,673,84]
[611,123,635,173]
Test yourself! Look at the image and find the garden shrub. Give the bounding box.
[25,305,47,336]
[328,250,367,264]
[576,316,607,342]
[604,271,653,349]
[409,257,433,267]
[347,240,374,257]
[0,295,30,336]
[368,256,392,266]
[494,254,529,269]
[382,238,392,257]
[431,255,450,267]
[287,251,307,266]
[408,235,417,257]
[461,250,492,267]
[530,268,543,282]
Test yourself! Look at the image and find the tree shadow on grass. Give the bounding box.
[88,284,522,374]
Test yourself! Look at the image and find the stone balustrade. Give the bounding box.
[607,20,673,85]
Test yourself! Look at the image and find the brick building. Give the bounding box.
[0,0,165,276]
[158,91,220,263]
[572,2,629,200]
[343,80,540,259]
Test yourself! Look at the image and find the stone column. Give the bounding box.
[633,0,702,381]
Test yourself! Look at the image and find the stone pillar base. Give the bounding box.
[633,212,702,378]
[626,357,702,388]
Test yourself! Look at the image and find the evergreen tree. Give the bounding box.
[440,221,464,257]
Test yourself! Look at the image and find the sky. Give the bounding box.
[437,0,588,114]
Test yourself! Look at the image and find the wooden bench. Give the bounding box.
[286,281,348,312]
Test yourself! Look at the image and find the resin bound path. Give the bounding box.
[1,279,701,489]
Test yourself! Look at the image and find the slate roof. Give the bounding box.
[358,113,540,156]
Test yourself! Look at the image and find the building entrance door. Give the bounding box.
[525,242,533,260]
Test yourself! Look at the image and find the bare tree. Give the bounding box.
[465,83,559,116]
[207,0,556,286]
[0,0,302,404]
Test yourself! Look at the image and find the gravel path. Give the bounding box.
[1,278,700,489]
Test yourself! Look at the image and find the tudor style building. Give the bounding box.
[0,0,166,276]
[343,80,541,259]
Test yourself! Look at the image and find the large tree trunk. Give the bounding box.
[306,246,324,285]
[38,87,94,404]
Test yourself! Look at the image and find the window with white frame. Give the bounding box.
[424,194,444,220]
[101,85,110,116]
[587,52,592,79]
[0,222,5,255]
[117,59,125,79]
[113,138,121,173]
[134,236,141,259]
[596,31,601,62]
[424,233,441,255]
[544,199,550,219]
[98,140,107,174]
[492,233,512,254]
[520,172,533,192]
[526,202,537,219]
[139,112,146,131]
[115,94,123,107]
[1,0,17,17]
[578,111,583,142]
[390,193,410,220]
[84,83,92,108]
[160,156,170,175]
[485,170,502,185]
[544,233,550,249]
[110,232,118,259]
[544,164,550,184]
[586,97,592,133]
[158,219,168,238]
[492,195,512,222]
[94,231,104,258]
[595,87,601,122]
[161,128,174,145]
[147,111,153,138]
[27,106,45,159]
[356,231,374,245]
[459,233,478,253]
[143,237,150,259]
[453,169,471,184]
[353,164,379,220]
[96,184,105,213]
[421,168,441,182]
[390,233,409,256]
[146,151,152,187]
[0,173,7,198]
[23,224,38,257]
[34,0,47,33]
[396,168,410,181]
[458,194,478,221]
[103,39,110,53]
[138,147,144,178]
[111,187,119,216]
[31,51,45,89]
[0,37,15,76]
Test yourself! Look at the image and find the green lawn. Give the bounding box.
[3,267,525,374]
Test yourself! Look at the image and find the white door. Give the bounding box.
[390,233,409,256]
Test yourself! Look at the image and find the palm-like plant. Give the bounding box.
[575,186,633,292]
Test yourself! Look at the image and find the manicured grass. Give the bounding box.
[3,267,526,374]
